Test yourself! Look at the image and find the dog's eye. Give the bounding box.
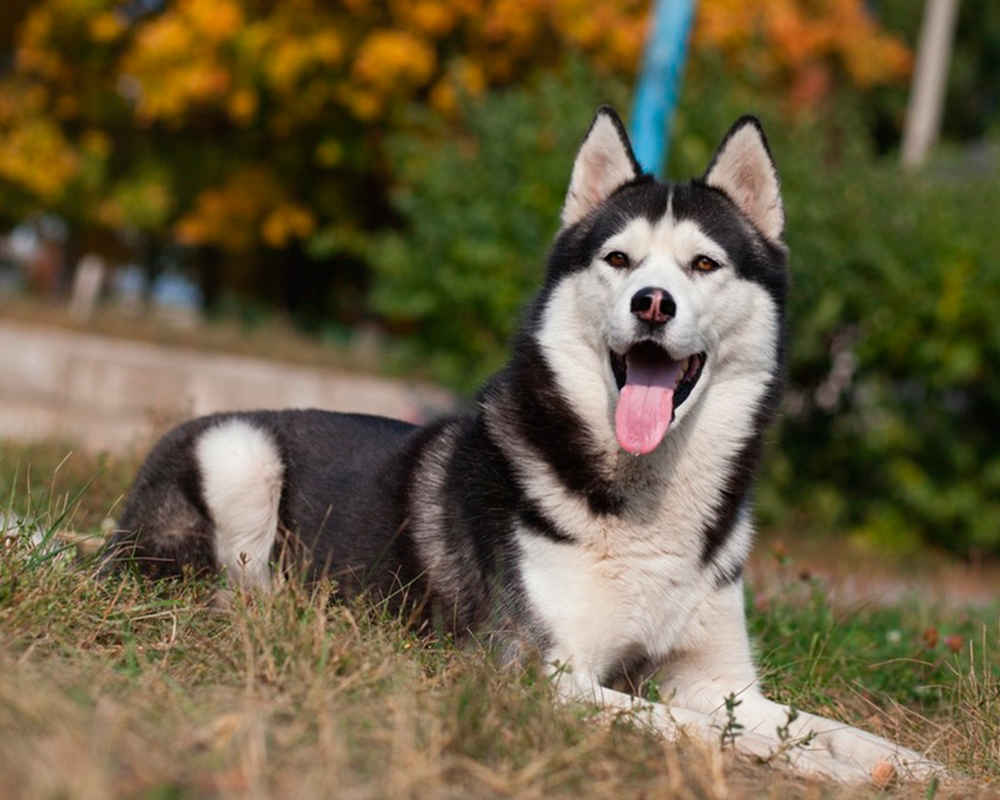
[692,255,721,273]
[604,251,630,269]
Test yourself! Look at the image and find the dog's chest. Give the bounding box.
[515,528,710,679]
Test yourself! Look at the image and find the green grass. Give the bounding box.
[1,445,998,798]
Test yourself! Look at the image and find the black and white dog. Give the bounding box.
[102,108,936,783]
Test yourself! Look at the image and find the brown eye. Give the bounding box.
[692,255,721,273]
[605,251,630,269]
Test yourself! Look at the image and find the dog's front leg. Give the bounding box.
[548,666,785,763]
[658,582,940,783]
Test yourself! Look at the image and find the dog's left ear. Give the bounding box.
[704,116,784,241]
[561,106,641,228]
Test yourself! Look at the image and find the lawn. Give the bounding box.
[1,444,997,799]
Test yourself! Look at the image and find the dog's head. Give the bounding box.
[535,107,787,456]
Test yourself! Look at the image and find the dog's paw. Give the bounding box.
[782,722,942,785]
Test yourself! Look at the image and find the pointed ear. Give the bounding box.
[704,116,784,241]
[561,106,641,228]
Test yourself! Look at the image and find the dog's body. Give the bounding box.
[102,109,935,783]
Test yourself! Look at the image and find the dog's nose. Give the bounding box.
[630,287,675,325]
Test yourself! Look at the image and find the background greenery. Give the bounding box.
[367,59,1000,560]
[1,1,999,558]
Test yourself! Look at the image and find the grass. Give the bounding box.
[1,445,998,799]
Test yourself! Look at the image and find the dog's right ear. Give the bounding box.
[561,106,641,228]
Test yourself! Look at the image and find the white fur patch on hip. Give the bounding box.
[195,419,284,589]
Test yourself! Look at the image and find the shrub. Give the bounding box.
[371,61,1000,558]
[366,61,630,387]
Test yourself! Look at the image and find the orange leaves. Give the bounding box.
[122,1,239,122]
[429,58,487,114]
[551,0,648,73]
[0,0,915,256]
[175,168,315,252]
[694,0,912,107]
[0,80,79,201]
[265,30,345,94]
[88,11,124,43]
[185,0,244,42]
[262,204,316,249]
[353,30,437,93]
[11,0,650,136]
[393,1,459,38]
[227,88,259,123]
[0,118,78,200]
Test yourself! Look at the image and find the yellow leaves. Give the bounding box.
[16,36,65,81]
[175,168,314,252]
[353,30,437,94]
[455,59,486,95]
[0,77,79,200]
[262,204,316,248]
[842,34,911,89]
[123,0,246,122]
[185,0,244,41]
[16,0,646,133]
[697,0,756,50]
[89,11,124,42]
[481,0,543,46]
[135,15,194,61]
[430,81,458,115]
[315,138,344,168]
[0,0,915,254]
[430,58,486,115]
[547,0,647,72]
[312,31,345,65]
[81,129,111,160]
[227,88,259,123]
[0,83,47,124]
[266,30,345,93]
[346,28,439,117]
[693,0,912,105]
[337,85,382,122]
[0,119,78,200]
[393,1,458,37]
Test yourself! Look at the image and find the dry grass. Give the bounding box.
[1,446,998,799]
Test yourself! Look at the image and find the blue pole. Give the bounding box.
[629,0,696,176]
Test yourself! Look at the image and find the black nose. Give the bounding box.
[630,286,675,325]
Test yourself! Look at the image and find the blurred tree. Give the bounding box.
[0,0,649,317]
[0,0,912,321]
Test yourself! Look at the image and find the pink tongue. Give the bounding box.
[615,358,683,455]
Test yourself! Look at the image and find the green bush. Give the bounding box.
[369,60,1000,558]
[366,61,630,388]
[773,142,1000,559]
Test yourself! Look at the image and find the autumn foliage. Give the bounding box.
[0,0,909,261]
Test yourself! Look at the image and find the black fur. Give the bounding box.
[102,109,787,649]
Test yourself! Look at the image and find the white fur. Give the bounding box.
[507,206,779,555]
[196,419,284,589]
[561,111,638,228]
[506,196,939,782]
[705,122,784,241]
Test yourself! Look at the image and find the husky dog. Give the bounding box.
[102,108,936,783]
